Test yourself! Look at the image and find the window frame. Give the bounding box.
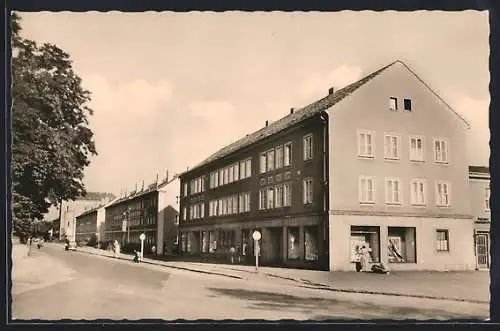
[410,179,427,206]
[359,175,376,204]
[275,145,284,169]
[258,189,266,210]
[435,180,451,207]
[389,97,398,111]
[384,177,401,205]
[433,137,450,164]
[303,178,313,205]
[403,98,412,112]
[357,130,376,158]
[384,133,401,160]
[284,142,293,167]
[485,185,491,212]
[436,229,450,252]
[260,152,267,174]
[303,134,313,161]
[409,135,425,162]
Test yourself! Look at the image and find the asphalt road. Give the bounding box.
[11,245,489,321]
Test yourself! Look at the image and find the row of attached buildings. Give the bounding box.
[176,60,492,272]
[68,176,180,256]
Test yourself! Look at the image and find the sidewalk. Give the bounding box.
[56,243,490,304]
[12,244,76,295]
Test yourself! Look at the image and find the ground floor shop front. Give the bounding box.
[178,215,329,270]
[328,213,476,272]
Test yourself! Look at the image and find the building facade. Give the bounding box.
[103,176,179,255]
[179,60,477,272]
[326,61,475,271]
[57,192,115,241]
[179,112,329,270]
[74,203,107,245]
[469,166,490,270]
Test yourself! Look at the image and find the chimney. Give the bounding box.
[328,87,335,95]
[166,170,169,182]
[265,120,268,127]
[290,108,295,114]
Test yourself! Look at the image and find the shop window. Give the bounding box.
[350,226,380,263]
[436,229,449,251]
[201,231,208,253]
[186,233,191,252]
[304,226,319,261]
[287,227,300,260]
[209,231,216,253]
[387,227,416,263]
[181,233,187,252]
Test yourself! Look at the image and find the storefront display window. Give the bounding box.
[201,231,208,253]
[388,227,416,263]
[350,226,380,263]
[304,226,319,261]
[287,227,300,260]
[209,231,216,253]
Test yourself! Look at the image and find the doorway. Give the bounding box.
[476,233,489,269]
[267,227,283,265]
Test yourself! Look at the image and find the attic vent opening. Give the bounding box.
[328,87,335,95]
[265,120,269,127]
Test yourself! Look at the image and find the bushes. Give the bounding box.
[86,234,98,247]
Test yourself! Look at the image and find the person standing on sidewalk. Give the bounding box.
[113,240,119,258]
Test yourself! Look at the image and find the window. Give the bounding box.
[283,183,292,207]
[182,207,187,221]
[232,195,238,214]
[409,136,425,161]
[239,161,246,180]
[227,197,232,215]
[209,172,215,189]
[260,153,267,174]
[208,201,214,217]
[359,176,376,204]
[218,169,224,186]
[245,158,252,178]
[485,185,491,211]
[287,227,300,260]
[223,168,229,185]
[267,187,275,209]
[436,229,449,251]
[303,134,313,160]
[183,183,188,197]
[435,181,451,207]
[217,199,223,216]
[434,138,449,163]
[267,149,275,172]
[275,184,284,208]
[384,134,400,159]
[222,198,227,215]
[259,189,266,210]
[214,171,219,188]
[404,98,412,112]
[239,194,245,213]
[388,227,416,263]
[233,163,239,181]
[200,203,205,218]
[411,179,427,206]
[385,178,401,205]
[358,130,375,158]
[284,142,292,166]
[389,97,398,111]
[276,146,284,169]
[303,178,313,204]
[351,226,380,263]
[304,226,319,261]
[229,166,234,183]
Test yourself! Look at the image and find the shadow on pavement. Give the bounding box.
[208,287,487,320]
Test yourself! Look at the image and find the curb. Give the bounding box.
[67,246,244,280]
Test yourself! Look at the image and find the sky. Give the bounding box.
[17,11,490,196]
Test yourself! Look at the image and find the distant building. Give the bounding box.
[74,200,114,245]
[58,192,116,241]
[178,60,476,271]
[469,166,490,270]
[103,175,180,255]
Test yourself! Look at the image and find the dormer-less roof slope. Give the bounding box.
[184,61,397,176]
[106,175,180,209]
[183,60,470,176]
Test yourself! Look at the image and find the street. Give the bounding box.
[11,244,489,321]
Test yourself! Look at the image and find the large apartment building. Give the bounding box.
[179,60,476,271]
[469,166,490,270]
[103,176,180,256]
[74,201,110,245]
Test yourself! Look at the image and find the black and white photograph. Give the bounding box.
[9,9,492,321]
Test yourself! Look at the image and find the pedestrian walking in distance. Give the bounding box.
[359,244,371,272]
[229,246,236,264]
[133,250,140,263]
[113,240,120,258]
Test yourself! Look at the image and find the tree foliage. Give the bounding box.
[11,13,97,239]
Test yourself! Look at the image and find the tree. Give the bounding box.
[11,13,97,241]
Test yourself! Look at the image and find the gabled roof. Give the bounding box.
[181,59,470,177]
[105,175,180,209]
[182,61,398,176]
